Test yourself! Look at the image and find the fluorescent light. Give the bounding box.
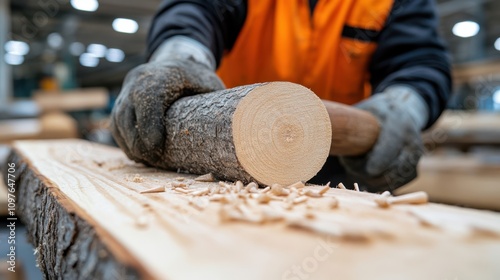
[106,48,125,62]
[48,33,64,49]
[495,38,500,51]
[4,53,24,65]
[69,42,85,56]
[79,53,99,67]
[71,0,98,12]
[494,89,500,105]
[5,41,29,56]
[87,44,107,58]
[452,21,480,38]
[112,18,139,34]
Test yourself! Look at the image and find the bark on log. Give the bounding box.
[163,82,332,185]
[7,151,145,280]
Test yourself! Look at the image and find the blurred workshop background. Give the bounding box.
[1,0,500,278]
[1,0,500,207]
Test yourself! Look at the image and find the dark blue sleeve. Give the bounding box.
[147,0,247,65]
[369,0,452,128]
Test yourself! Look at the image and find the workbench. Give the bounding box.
[6,140,500,279]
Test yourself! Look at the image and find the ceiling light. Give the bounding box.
[495,38,500,51]
[69,42,85,56]
[493,89,500,105]
[4,40,29,56]
[112,18,139,34]
[87,44,107,58]
[71,0,98,12]
[48,33,64,49]
[105,48,125,62]
[452,21,480,38]
[79,53,99,67]
[4,53,24,65]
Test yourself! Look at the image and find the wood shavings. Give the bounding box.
[318,182,331,195]
[304,189,322,198]
[293,196,308,205]
[260,186,270,193]
[390,191,428,205]
[171,181,187,188]
[235,181,244,192]
[174,188,190,194]
[336,182,346,189]
[175,177,185,182]
[194,173,216,182]
[354,183,360,192]
[139,186,165,194]
[256,193,272,204]
[245,182,259,193]
[381,191,391,197]
[132,174,144,183]
[287,181,305,189]
[375,191,428,208]
[271,184,289,196]
[307,197,338,210]
[191,188,209,196]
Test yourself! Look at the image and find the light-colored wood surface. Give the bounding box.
[33,88,108,112]
[0,113,78,143]
[232,82,331,185]
[323,100,380,156]
[397,154,500,210]
[12,139,500,279]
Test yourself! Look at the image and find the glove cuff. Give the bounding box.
[149,36,216,70]
[382,85,429,131]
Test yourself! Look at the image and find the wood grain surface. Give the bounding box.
[9,139,500,280]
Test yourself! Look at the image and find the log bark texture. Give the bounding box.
[7,151,145,280]
[162,82,332,185]
[164,84,258,183]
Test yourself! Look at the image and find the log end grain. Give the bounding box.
[232,82,332,185]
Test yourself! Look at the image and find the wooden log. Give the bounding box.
[162,82,332,186]
[7,140,500,280]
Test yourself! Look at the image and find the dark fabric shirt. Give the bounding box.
[148,0,451,128]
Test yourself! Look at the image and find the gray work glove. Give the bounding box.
[339,86,429,192]
[110,36,225,167]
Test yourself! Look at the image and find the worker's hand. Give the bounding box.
[339,86,429,192]
[110,36,224,167]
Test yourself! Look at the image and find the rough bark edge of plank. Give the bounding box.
[6,148,150,280]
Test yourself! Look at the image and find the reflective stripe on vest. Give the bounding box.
[217,0,394,104]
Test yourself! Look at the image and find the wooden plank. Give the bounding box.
[33,88,108,112]
[0,113,78,143]
[9,140,500,280]
[424,111,500,147]
[0,172,7,216]
[396,154,500,210]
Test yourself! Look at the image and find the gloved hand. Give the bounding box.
[110,36,225,167]
[339,86,429,192]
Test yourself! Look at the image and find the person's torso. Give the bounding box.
[217,0,394,104]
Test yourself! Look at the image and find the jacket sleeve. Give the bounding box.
[147,0,247,65]
[369,0,452,128]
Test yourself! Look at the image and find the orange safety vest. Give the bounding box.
[217,0,394,104]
